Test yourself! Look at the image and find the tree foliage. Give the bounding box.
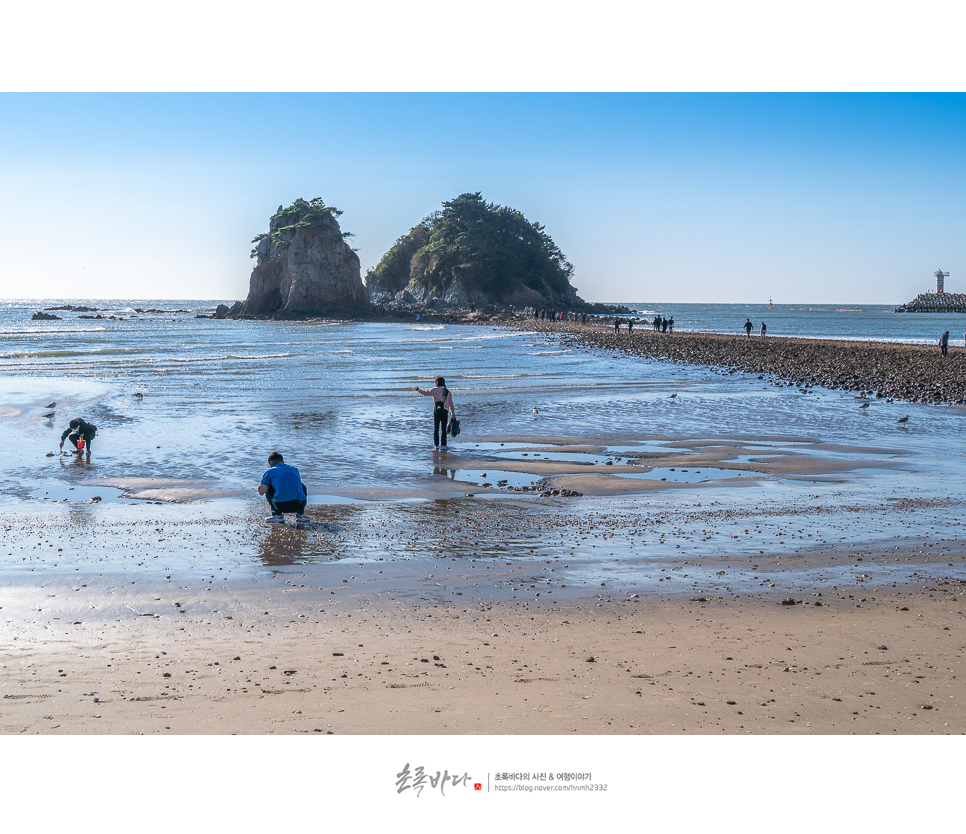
[365,217,433,294]
[251,198,349,257]
[366,193,574,302]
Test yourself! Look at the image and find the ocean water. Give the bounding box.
[2,296,966,507]
[3,298,966,598]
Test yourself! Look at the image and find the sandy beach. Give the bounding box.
[3,466,964,734]
[4,577,963,735]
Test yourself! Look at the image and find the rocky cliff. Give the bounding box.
[225,198,368,319]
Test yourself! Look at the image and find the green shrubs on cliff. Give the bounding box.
[251,198,349,257]
[366,192,575,303]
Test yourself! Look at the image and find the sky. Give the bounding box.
[1,92,964,304]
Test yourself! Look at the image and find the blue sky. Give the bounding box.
[2,92,964,303]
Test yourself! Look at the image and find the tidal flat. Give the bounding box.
[3,308,966,733]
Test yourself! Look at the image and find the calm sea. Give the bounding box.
[2,298,965,511]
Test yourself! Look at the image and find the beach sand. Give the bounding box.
[2,459,964,734]
[3,586,963,735]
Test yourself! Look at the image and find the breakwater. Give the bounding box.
[895,292,966,313]
[518,320,966,405]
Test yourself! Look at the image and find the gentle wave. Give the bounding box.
[169,352,293,363]
[0,327,108,335]
[461,373,546,379]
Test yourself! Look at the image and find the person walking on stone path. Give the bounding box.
[744,318,753,336]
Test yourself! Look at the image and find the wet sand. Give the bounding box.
[2,461,965,733]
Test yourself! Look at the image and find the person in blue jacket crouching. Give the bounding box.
[257,451,309,525]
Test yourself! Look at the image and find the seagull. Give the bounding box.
[668,393,678,399]
[42,411,55,419]
[133,392,144,399]
[45,401,56,408]
[897,415,909,424]
[859,402,870,409]
[532,407,538,414]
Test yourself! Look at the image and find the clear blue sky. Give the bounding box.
[2,93,964,304]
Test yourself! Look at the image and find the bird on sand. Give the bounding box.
[133,392,144,399]
[859,402,870,409]
[532,407,539,414]
[897,415,909,424]
[42,412,55,418]
[668,393,678,399]
[45,401,56,408]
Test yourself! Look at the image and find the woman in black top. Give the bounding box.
[414,377,457,450]
[60,418,97,457]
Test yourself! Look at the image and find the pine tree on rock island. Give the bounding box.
[366,192,582,309]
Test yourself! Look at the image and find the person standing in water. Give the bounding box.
[414,376,457,450]
[59,417,96,459]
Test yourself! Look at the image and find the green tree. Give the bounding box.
[368,193,575,304]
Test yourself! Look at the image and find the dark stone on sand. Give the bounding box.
[518,320,966,406]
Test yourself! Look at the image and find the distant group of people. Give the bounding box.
[529,308,589,325]
[744,318,767,337]
[612,315,673,333]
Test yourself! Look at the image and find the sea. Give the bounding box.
[3,298,966,595]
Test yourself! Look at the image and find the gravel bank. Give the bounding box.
[517,320,966,405]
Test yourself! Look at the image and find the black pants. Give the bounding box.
[434,407,449,447]
[68,431,94,454]
[942,344,948,355]
[265,483,307,515]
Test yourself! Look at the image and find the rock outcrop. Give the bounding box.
[225,198,368,319]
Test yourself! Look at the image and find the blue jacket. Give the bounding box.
[260,463,306,502]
